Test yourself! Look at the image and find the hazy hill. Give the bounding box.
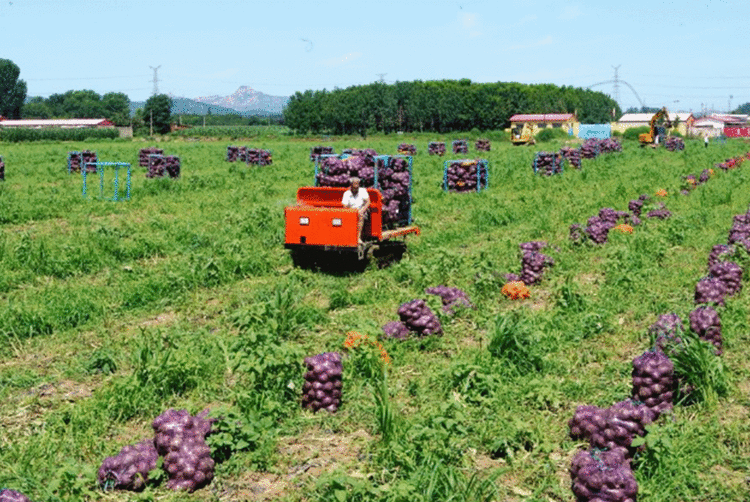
[194,86,289,115]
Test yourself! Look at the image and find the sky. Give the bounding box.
[2,0,748,115]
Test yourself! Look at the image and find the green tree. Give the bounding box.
[142,94,172,134]
[0,58,27,119]
[102,92,130,125]
[22,96,52,119]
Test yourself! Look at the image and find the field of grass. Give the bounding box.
[1,133,750,501]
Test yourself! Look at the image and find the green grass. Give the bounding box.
[1,133,750,501]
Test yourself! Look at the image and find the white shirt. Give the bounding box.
[342,187,369,210]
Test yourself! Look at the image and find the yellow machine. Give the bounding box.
[639,107,672,146]
[511,122,537,145]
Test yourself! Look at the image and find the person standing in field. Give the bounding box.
[342,177,370,244]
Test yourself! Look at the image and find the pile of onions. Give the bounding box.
[97,439,159,491]
[694,276,727,306]
[665,136,685,151]
[425,285,472,314]
[397,144,417,155]
[165,155,181,178]
[689,305,722,355]
[709,261,742,296]
[580,139,600,159]
[245,148,273,166]
[532,151,564,176]
[559,146,581,169]
[152,409,214,493]
[302,352,343,413]
[649,313,684,352]
[0,489,32,502]
[631,351,675,418]
[385,299,442,337]
[140,147,164,166]
[444,159,488,192]
[310,146,334,162]
[475,139,491,151]
[68,150,98,174]
[569,399,655,455]
[452,140,469,154]
[428,142,446,156]
[570,448,638,502]
[645,204,672,220]
[707,244,734,269]
[145,154,166,178]
[382,320,411,339]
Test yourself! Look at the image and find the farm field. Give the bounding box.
[1,133,750,501]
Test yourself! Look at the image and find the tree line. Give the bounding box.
[283,79,622,136]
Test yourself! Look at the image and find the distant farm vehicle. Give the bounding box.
[639,107,672,147]
[511,122,537,145]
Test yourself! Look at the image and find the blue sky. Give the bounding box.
[2,0,747,114]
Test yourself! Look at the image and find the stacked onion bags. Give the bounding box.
[0,489,32,502]
[315,152,413,228]
[140,147,164,166]
[382,286,472,339]
[98,409,214,493]
[443,159,489,192]
[427,142,446,156]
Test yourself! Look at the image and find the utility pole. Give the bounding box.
[149,65,161,96]
[376,73,387,83]
[612,65,621,106]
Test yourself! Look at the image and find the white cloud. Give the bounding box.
[321,52,363,68]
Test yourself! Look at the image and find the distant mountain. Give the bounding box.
[130,96,280,118]
[194,86,289,115]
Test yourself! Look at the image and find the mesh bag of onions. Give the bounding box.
[302,352,343,413]
[708,260,742,296]
[165,155,181,178]
[397,299,442,336]
[568,400,655,457]
[246,148,273,166]
[532,151,565,176]
[631,350,675,418]
[146,154,166,178]
[689,305,722,355]
[559,146,581,169]
[570,448,638,502]
[443,159,489,192]
[68,151,82,173]
[152,408,215,492]
[310,145,334,162]
[141,147,164,166]
[452,140,469,154]
[475,139,491,151]
[0,489,32,502]
[397,143,417,155]
[649,312,684,353]
[0,156,4,181]
[226,145,240,162]
[694,276,727,306]
[425,285,473,314]
[665,136,685,151]
[428,142,446,156]
[98,439,159,491]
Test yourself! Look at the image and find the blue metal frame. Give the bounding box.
[533,152,565,175]
[83,162,131,201]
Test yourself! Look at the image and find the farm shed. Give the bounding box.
[508,113,578,136]
[612,112,693,137]
[692,115,747,138]
[0,118,114,129]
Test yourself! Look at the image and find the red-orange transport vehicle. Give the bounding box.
[284,186,420,270]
